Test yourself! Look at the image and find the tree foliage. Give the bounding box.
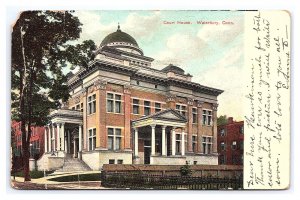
[217,115,228,126]
[11,11,96,181]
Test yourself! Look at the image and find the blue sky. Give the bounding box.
[74,10,244,120]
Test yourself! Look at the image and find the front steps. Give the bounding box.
[55,158,92,172]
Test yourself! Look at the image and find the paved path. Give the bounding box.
[11,171,108,190]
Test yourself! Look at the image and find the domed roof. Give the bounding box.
[162,64,185,75]
[100,25,139,47]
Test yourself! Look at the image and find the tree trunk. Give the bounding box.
[23,148,31,181]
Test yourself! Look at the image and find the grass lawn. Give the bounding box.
[48,173,101,182]
[12,170,54,179]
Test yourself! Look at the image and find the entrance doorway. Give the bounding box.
[144,140,151,164]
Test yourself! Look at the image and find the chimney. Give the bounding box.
[228,117,234,124]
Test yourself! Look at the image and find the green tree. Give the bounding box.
[11,11,96,181]
[217,115,228,126]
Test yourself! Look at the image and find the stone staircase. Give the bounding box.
[56,158,92,172]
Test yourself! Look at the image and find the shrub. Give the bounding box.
[180,162,192,177]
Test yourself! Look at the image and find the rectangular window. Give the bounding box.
[88,128,96,151]
[202,110,207,125]
[117,159,123,164]
[144,101,151,116]
[132,99,139,114]
[202,136,212,154]
[107,128,122,151]
[175,104,187,117]
[192,135,197,152]
[107,93,114,112]
[175,134,181,154]
[220,129,226,137]
[192,108,197,123]
[220,155,226,165]
[207,111,212,125]
[109,159,115,164]
[220,142,226,151]
[76,104,80,110]
[155,103,161,113]
[107,93,122,113]
[88,94,96,114]
[232,141,237,150]
[202,110,213,125]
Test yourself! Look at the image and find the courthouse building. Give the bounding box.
[39,26,223,170]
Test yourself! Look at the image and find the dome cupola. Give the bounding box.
[99,24,143,55]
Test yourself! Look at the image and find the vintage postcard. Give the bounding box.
[10,10,290,190]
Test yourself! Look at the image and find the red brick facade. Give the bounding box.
[68,82,218,155]
[11,121,45,159]
[217,117,244,165]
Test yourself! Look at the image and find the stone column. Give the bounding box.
[67,130,71,153]
[48,126,51,152]
[56,123,60,151]
[79,124,82,152]
[187,98,193,153]
[134,128,138,157]
[52,124,55,151]
[73,137,76,158]
[212,104,218,154]
[172,128,176,156]
[61,123,65,151]
[64,135,67,153]
[162,126,166,156]
[151,125,156,155]
[197,101,203,153]
[181,132,185,156]
[124,85,132,150]
[44,127,48,153]
[96,81,107,149]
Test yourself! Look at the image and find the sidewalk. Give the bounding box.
[10,171,108,190]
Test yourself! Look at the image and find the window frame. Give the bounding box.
[88,128,96,151]
[202,109,213,126]
[107,127,122,151]
[88,94,96,115]
[155,102,161,113]
[192,107,198,124]
[143,100,151,116]
[192,135,197,152]
[202,135,213,154]
[106,93,122,114]
[220,141,226,151]
[132,98,140,115]
[175,104,187,117]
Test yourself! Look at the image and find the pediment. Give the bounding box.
[152,109,187,122]
[159,112,181,120]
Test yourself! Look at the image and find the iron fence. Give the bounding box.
[101,172,243,190]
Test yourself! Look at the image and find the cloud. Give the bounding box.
[74,11,116,45]
[197,15,244,46]
[122,12,161,39]
[152,33,207,69]
[75,11,161,47]
[194,43,244,120]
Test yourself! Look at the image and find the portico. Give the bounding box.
[44,109,83,159]
[132,109,187,165]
